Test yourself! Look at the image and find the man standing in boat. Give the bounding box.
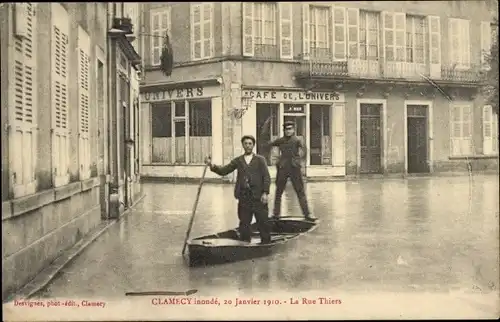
[267,121,317,222]
[204,135,272,244]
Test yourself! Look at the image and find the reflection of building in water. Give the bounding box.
[139,2,498,182]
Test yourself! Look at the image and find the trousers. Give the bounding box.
[273,165,310,216]
[237,192,271,244]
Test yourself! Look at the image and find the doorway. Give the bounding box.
[407,105,429,173]
[284,106,307,176]
[309,104,332,165]
[256,103,279,165]
[360,103,382,174]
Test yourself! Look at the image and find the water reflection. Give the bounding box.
[406,179,430,229]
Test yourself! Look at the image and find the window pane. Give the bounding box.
[189,100,212,164]
[189,100,212,136]
[151,103,172,137]
[175,121,185,137]
[174,101,185,116]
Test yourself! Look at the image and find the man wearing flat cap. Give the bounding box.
[267,121,317,221]
[205,135,272,244]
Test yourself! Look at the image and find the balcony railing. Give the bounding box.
[440,64,481,83]
[297,54,483,84]
[254,44,279,60]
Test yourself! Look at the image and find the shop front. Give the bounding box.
[140,81,223,179]
[240,88,346,178]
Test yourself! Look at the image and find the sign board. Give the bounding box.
[243,89,344,102]
[284,105,305,113]
[140,86,220,102]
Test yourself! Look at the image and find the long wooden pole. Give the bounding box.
[181,162,209,256]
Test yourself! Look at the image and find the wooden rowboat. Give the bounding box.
[186,216,319,267]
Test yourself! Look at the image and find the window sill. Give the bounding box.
[448,155,499,160]
[2,177,101,222]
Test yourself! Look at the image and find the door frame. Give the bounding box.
[404,100,434,175]
[356,99,387,174]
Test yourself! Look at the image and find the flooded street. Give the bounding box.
[34,175,499,318]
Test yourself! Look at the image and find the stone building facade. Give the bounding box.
[139,1,498,181]
[1,2,142,300]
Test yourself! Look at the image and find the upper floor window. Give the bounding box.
[405,15,427,64]
[150,7,171,66]
[255,2,277,47]
[310,5,331,59]
[448,18,470,68]
[243,2,295,59]
[191,3,214,61]
[359,10,379,60]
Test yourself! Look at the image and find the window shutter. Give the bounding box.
[481,21,491,68]
[302,3,310,60]
[394,12,406,62]
[10,2,37,197]
[483,105,493,154]
[347,8,359,59]
[449,19,459,65]
[242,2,254,57]
[151,12,160,65]
[191,4,202,60]
[51,3,70,186]
[382,11,394,62]
[462,20,470,67]
[427,15,441,78]
[279,2,293,59]
[78,26,91,180]
[332,6,346,60]
[202,3,214,58]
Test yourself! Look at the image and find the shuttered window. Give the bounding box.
[78,26,91,180]
[242,2,289,59]
[448,18,470,68]
[450,104,473,156]
[483,105,499,155]
[10,3,37,197]
[150,7,171,66]
[51,3,70,187]
[480,21,492,69]
[191,3,214,60]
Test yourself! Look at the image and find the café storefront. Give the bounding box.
[240,88,346,178]
[139,81,224,179]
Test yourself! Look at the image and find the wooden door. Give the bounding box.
[360,104,382,174]
[407,105,429,173]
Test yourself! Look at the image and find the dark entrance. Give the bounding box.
[407,105,429,173]
[360,103,382,174]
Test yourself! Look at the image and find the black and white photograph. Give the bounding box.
[2,1,499,320]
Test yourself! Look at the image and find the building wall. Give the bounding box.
[139,1,498,180]
[2,3,106,300]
